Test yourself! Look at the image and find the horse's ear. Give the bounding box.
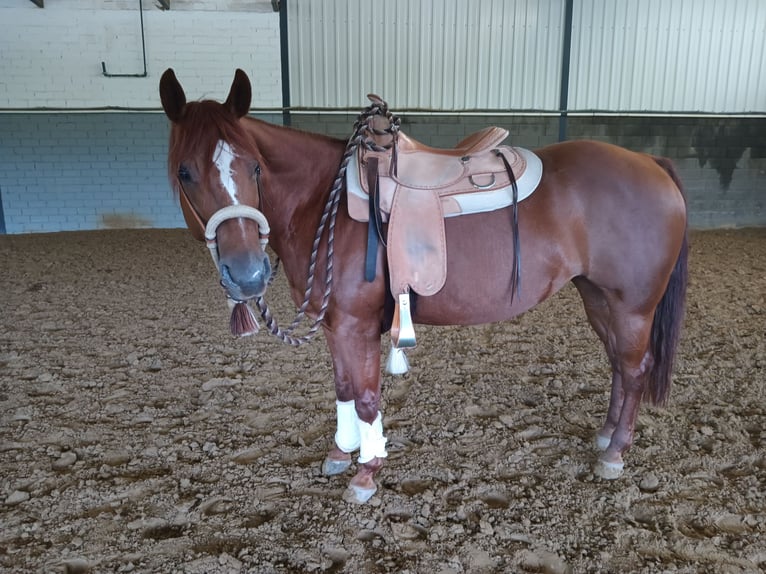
[159,68,186,122]
[225,68,252,118]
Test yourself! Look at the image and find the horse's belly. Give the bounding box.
[410,208,574,326]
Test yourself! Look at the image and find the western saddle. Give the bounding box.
[345,95,543,351]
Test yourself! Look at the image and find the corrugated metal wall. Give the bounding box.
[288,0,565,110]
[288,0,765,113]
[570,0,766,113]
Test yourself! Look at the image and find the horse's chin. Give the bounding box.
[226,293,262,306]
[223,288,267,304]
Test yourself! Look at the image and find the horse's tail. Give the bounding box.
[647,157,689,406]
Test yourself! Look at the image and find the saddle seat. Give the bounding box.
[397,126,510,157]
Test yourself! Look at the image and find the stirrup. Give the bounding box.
[392,292,416,348]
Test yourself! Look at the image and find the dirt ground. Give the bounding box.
[1,228,764,574]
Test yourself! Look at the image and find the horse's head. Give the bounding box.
[160,68,271,302]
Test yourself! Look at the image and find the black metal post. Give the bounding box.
[0,186,6,234]
[278,0,291,126]
[558,0,574,141]
[101,0,148,78]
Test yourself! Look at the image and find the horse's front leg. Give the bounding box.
[321,320,387,504]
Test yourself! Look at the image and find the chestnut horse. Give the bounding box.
[159,69,688,504]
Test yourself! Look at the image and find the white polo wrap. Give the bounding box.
[334,400,361,453]
[358,411,388,464]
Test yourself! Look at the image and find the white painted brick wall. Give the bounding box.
[0,1,282,234]
[0,1,281,109]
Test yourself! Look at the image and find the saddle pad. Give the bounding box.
[346,146,543,222]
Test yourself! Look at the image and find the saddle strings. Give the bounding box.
[254,99,401,346]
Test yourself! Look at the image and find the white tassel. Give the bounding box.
[230,301,259,337]
[385,345,410,375]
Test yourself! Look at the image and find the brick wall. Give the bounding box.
[0,112,281,234]
[2,110,762,234]
[1,113,173,233]
[568,116,766,229]
[0,1,281,234]
[0,2,279,109]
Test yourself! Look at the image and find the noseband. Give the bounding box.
[204,205,270,268]
[177,177,270,268]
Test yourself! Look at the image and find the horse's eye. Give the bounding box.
[178,165,192,183]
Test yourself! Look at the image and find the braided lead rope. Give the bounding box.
[254,100,401,346]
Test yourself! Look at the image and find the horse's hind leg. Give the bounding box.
[573,278,654,478]
[573,278,621,447]
[594,311,654,479]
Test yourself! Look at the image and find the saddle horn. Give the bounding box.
[366,94,388,108]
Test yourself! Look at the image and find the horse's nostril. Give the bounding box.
[220,264,234,283]
[218,264,236,290]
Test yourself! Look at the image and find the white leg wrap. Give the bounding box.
[334,400,361,453]
[358,412,388,464]
[595,433,611,451]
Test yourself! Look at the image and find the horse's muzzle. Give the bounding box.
[202,204,272,301]
[219,254,272,301]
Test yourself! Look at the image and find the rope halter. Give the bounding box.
[204,205,270,269]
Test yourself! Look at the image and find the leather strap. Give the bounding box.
[494,149,521,301]
[178,181,206,241]
[364,157,380,282]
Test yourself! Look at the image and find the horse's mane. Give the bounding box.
[166,100,262,196]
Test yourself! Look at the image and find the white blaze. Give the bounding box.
[213,140,239,204]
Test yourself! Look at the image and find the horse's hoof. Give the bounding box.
[343,484,377,504]
[595,433,611,451]
[322,458,352,476]
[594,458,625,480]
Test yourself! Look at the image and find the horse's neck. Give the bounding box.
[248,119,346,288]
